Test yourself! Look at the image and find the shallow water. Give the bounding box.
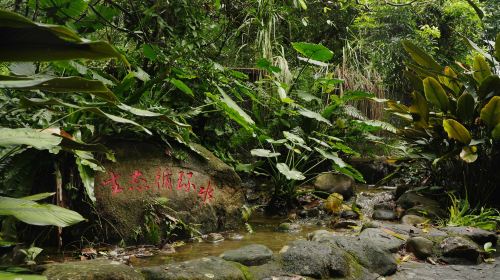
[131,215,323,267]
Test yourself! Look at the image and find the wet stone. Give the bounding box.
[220,244,273,266]
[331,219,360,229]
[314,173,354,199]
[406,236,434,259]
[372,209,397,221]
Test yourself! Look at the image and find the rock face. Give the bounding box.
[95,141,244,241]
[314,173,354,199]
[220,244,273,266]
[396,192,446,219]
[43,259,144,280]
[372,209,397,221]
[141,256,246,280]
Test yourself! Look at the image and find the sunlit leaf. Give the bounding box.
[276,163,305,180]
[423,77,449,112]
[250,149,280,157]
[472,55,492,84]
[0,128,62,150]
[443,119,471,144]
[297,107,332,125]
[480,96,500,128]
[409,91,429,127]
[0,196,85,227]
[315,147,346,167]
[460,146,478,163]
[291,42,333,62]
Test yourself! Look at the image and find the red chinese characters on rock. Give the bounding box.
[100,168,214,204]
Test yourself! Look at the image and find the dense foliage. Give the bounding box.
[0,0,497,252]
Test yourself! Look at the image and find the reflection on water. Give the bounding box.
[133,215,323,267]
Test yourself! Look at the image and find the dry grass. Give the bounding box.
[333,46,386,120]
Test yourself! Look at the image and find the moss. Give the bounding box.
[229,262,255,280]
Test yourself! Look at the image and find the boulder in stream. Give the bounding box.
[94,141,244,241]
[220,244,273,266]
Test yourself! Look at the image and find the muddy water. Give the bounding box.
[132,215,323,267]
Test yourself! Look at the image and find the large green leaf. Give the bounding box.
[0,272,46,280]
[491,123,500,140]
[276,163,305,180]
[291,42,333,62]
[250,149,280,157]
[423,77,449,112]
[480,96,500,128]
[409,91,429,127]
[456,92,475,122]
[0,75,118,102]
[0,10,126,63]
[77,161,96,203]
[443,119,471,144]
[0,128,62,150]
[438,66,461,96]
[0,195,85,227]
[472,55,492,84]
[402,41,442,72]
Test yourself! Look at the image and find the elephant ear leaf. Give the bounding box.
[423,77,449,112]
[472,55,492,84]
[443,119,471,144]
[438,66,461,96]
[480,96,500,128]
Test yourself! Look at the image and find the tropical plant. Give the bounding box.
[444,193,499,231]
[387,34,500,205]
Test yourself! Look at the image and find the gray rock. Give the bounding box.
[314,173,354,199]
[220,244,273,266]
[312,233,397,276]
[359,228,405,253]
[439,236,481,264]
[401,214,428,226]
[374,202,394,211]
[372,209,397,221]
[380,224,422,236]
[280,240,350,278]
[277,222,301,233]
[141,256,246,280]
[43,259,144,280]
[405,205,447,219]
[406,237,434,259]
[341,210,360,219]
[442,226,497,246]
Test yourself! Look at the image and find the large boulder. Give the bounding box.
[141,256,247,280]
[314,173,354,199]
[95,141,244,241]
[279,240,350,278]
[220,244,273,266]
[442,226,497,246]
[359,228,405,253]
[43,259,144,280]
